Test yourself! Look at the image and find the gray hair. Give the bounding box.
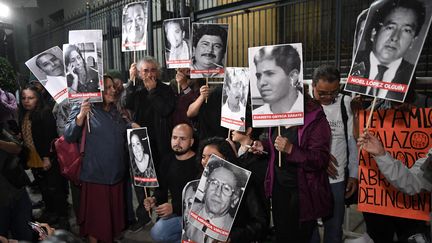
[137,56,161,72]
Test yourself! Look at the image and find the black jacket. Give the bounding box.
[229,152,270,242]
[125,81,175,170]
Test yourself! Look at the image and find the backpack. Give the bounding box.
[341,94,358,206]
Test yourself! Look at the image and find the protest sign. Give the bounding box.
[358,107,432,221]
[182,179,200,243]
[164,17,191,68]
[122,1,148,52]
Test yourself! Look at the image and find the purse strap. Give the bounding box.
[79,122,87,154]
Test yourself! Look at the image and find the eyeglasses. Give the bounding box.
[208,178,235,196]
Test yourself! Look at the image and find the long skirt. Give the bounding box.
[79,181,125,243]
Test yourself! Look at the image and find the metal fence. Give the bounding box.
[28,0,432,88]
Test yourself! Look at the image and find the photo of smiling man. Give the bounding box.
[122,1,148,51]
[345,0,432,102]
[191,23,229,78]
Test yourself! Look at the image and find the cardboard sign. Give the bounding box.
[127,127,159,187]
[220,67,250,132]
[345,0,432,102]
[358,107,432,221]
[122,1,148,52]
[164,17,191,68]
[187,155,251,242]
[248,43,304,127]
[25,46,68,104]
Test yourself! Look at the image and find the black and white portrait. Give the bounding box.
[248,44,304,128]
[67,30,104,102]
[127,128,159,187]
[63,43,101,102]
[220,67,250,132]
[25,46,68,104]
[345,0,432,102]
[187,155,251,242]
[122,1,148,52]
[181,179,199,242]
[164,17,191,68]
[191,23,229,78]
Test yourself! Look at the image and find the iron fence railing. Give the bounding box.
[28,0,432,90]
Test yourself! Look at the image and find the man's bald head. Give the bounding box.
[171,123,194,156]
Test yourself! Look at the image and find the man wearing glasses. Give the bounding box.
[187,163,241,243]
[310,65,359,243]
[125,57,176,232]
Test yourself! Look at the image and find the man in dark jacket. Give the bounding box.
[125,56,176,232]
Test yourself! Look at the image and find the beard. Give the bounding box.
[173,148,189,155]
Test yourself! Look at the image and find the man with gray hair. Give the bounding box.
[125,57,175,232]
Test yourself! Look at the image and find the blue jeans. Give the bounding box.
[310,181,345,243]
[150,216,182,243]
[0,190,33,241]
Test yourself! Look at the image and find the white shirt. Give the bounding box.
[221,102,246,131]
[252,92,304,128]
[321,94,358,183]
[367,52,403,98]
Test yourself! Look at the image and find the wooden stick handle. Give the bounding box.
[278,126,281,167]
[144,187,152,219]
[360,97,378,152]
[86,113,91,133]
[205,77,208,103]
[365,97,377,131]
[133,51,137,86]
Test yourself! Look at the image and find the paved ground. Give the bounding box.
[28,177,367,243]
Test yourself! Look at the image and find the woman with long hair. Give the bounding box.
[19,84,69,228]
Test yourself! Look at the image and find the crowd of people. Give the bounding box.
[1,53,431,243]
[2,0,432,242]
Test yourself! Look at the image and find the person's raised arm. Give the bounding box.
[187,85,209,118]
[358,132,431,195]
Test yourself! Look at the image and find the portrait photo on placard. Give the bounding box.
[63,43,102,103]
[25,46,68,104]
[248,43,304,128]
[191,23,228,78]
[345,0,432,102]
[164,17,191,68]
[122,1,148,52]
[220,67,250,132]
[127,128,159,187]
[181,179,199,243]
[187,154,251,242]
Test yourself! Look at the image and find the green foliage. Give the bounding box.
[0,57,17,93]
